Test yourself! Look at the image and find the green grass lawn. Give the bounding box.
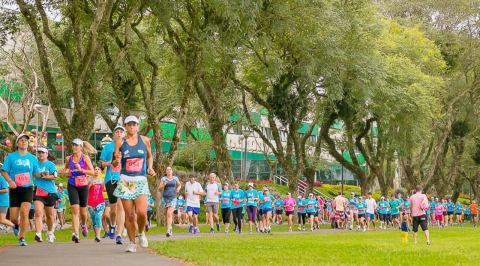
[150,223,480,265]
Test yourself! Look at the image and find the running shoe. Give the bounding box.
[103,232,109,238]
[166,229,172,237]
[138,232,148,248]
[116,235,123,244]
[249,230,253,234]
[210,228,214,234]
[233,226,237,232]
[268,229,271,234]
[109,225,116,239]
[81,224,88,237]
[47,232,55,243]
[225,229,228,234]
[125,242,137,253]
[298,226,301,231]
[427,241,430,245]
[193,228,198,234]
[13,223,19,237]
[374,227,376,231]
[94,236,101,243]
[122,228,128,237]
[256,225,259,232]
[238,230,242,234]
[19,237,27,246]
[6,226,11,233]
[289,227,292,233]
[216,223,220,232]
[189,224,193,233]
[145,223,150,232]
[362,227,366,233]
[72,234,80,243]
[302,226,305,231]
[35,233,43,242]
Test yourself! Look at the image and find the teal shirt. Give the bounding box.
[455,204,463,213]
[274,200,284,211]
[261,194,274,209]
[245,189,258,207]
[389,199,401,215]
[257,191,264,209]
[221,190,232,209]
[230,190,245,209]
[306,199,317,213]
[297,200,306,214]
[378,201,388,214]
[357,202,366,214]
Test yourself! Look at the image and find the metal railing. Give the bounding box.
[273,175,332,200]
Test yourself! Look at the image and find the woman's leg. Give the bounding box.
[34,201,45,234]
[166,207,174,230]
[45,206,55,232]
[0,213,13,227]
[122,199,136,242]
[134,195,148,235]
[72,205,80,234]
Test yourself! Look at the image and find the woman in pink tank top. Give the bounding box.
[87,166,105,242]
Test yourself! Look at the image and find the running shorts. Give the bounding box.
[68,184,89,207]
[28,209,35,220]
[173,210,178,215]
[472,214,478,218]
[187,206,200,215]
[314,211,319,217]
[412,215,428,232]
[263,208,272,214]
[392,214,399,219]
[436,214,443,221]
[104,198,110,208]
[33,190,58,207]
[105,181,119,204]
[366,213,375,220]
[335,210,345,221]
[358,214,365,219]
[447,211,453,216]
[162,198,178,209]
[286,211,294,216]
[275,210,283,215]
[379,213,387,222]
[9,186,33,208]
[206,202,219,214]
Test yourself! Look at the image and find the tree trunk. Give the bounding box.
[305,166,316,194]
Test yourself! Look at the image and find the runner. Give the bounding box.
[296,195,306,231]
[1,134,45,246]
[357,197,367,232]
[112,116,155,252]
[99,126,126,244]
[204,173,221,234]
[429,196,436,226]
[316,195,324,227]
[230,182,245,234]
[470,200,478,227]
[348,192,358,230]
[185,173,203,235]
[389,194,401,231]
[55,184,66,230]
[434,199,444,229]
[442,199,448,227]
[410,186,430,245]
[404,196,412,226]
[257,184,267,233]
[87,166,105,243]
[177,196,186,227]
[334,192,346,230]
[305,193,318,231]
[220,183,232,233]
[447,199,454,226]
[386,197,392,228]
[158,166,181,237]
[260,188,274,234]
[397,193,404,224]
[245,182,258,233]
[454,200,463,226]
[283,192,296,232]
[64,138,96,243]
[364,192,376,231]
[0,174,13,231]
[326,198,333,225]
[274,195,283,225]
[33,148,58,243]
[146,196,154,230]
[464,204,471,223]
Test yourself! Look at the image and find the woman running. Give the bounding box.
[404,196,412,226]
[297,195,306,230]
[260,188,274,234]
[0,174,13,231]
[87,166,105,242]
[55,185,66,230]
[220,183,232,233]
[177,196,186,226]
[447,199,454,226]
[442,199,448,227]
[356,196,366,232]
[245,183,258,233]
[158,166,181,237]
[454,200,463,226]
[230,182,245,234]
[316,195,324,227]
[112,116,155,252]
[283,192,296,232]
[348,192,358,230]
[464,204,471,223]
[274,195,283,225]
[305,193,318,231]
[33,148,58,243]
[1,134,44,246]
[435,199,444,230]
[146,196,154,230]
[429,196,436,226]
[64,138,96,243]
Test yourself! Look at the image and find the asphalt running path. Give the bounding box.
[0,228,342,265]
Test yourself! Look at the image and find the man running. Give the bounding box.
[364,192,376,231]
[470,200,478,227]
[334,192,346,230]
[204,173,221,234]
[410,186,430,245]
[185,173,204,234]
[389,194,401,230]
[99,126,126,244]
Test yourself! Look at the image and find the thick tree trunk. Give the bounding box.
[305,166,316,194]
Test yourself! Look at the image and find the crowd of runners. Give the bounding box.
[1,115,479,251]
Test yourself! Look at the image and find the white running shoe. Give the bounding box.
[47,233,56,243]
[125,242,137,252]
[122,228,128,237]
[138,232,148,248]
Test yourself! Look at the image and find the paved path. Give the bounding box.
[0,228,342,265]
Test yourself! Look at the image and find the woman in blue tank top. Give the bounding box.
[112,115,155,253]
[158,166,181,237]
[63,138,96,243]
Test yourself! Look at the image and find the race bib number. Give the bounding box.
[276,207,281,210]
[75,175,89,186]
[55,201,59,209]
[358,209,364,214]
[126,158,144,173]
[406,210,411,214]
[111,162,121,173]
[179,207,183,212]
[14,172,30,186]
[36,187,48,197]
[264,197,271,202]
[381,207,385,210]
[247,198,255,203]
[299,207,304,212]
[350,206,355,210]
[223,198,230,204]
[308,205,314,210]
[233,200,240,206]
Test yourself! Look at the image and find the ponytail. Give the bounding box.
[82,141,97,155]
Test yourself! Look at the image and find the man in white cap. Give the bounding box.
[98,125,126,244]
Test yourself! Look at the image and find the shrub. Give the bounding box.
[314,181,323,187]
